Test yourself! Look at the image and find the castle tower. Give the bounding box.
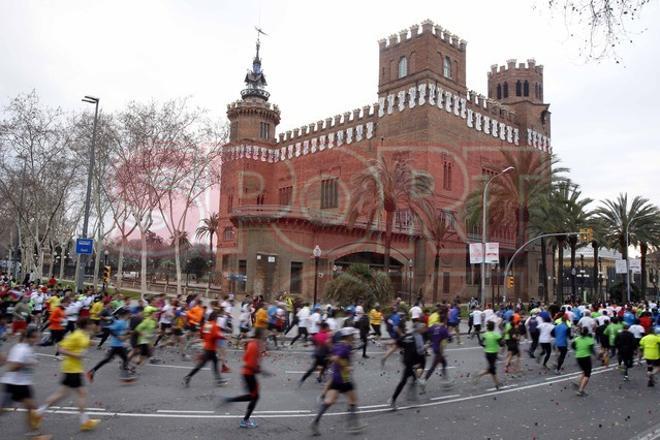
[227,33,281,144]
[487,58,544,104]
[378,19,468,97]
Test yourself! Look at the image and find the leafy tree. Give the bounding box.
[324,263,394,307]
[347,158,433,275]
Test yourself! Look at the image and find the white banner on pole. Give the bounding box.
[615,259,628,274]
[469,243,499,264]
[485,242,499,264]
[469,243,483,264]
[629,258,641,274]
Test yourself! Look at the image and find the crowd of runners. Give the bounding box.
[0,273,659,437]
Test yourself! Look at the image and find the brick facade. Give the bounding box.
[217,20,552,304]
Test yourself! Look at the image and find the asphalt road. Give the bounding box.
[2,336,658,440]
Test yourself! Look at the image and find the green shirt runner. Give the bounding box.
[483,331,502,353]
[573,335,594,358]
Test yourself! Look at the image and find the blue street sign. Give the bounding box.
[75,238,94,255]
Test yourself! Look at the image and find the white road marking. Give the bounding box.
[156,410,215,414]
[285,371,307,374]
[486,384,516,391]
[358,403,389,409]
[51,406,105,411]
[253,410,312,414]
[429,394,461,401]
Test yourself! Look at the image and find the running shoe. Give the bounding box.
[310,420,321,436]
[28,410,43,430]
[215,378,229,386]
[221,364,231,373]
[85,370,95,383]
[239,419,257,429]
[80,419,101,431]
[418,378,426,395]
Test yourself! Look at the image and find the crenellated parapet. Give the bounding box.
[378,19,467,52]
[487,58,543,77]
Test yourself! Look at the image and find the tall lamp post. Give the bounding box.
[408,259,414,305]
[313,245,321,306]
[480,166,514,306]
[76,95,99,293]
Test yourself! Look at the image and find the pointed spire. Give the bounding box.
[242,27,270,101]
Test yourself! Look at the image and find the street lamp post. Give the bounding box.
[408,259,414,305]
[313,245,321,306]
[625,221,632,303]
[480,166,514,306]
[76,95,99,293]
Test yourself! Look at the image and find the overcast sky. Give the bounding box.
[1,0,659,211]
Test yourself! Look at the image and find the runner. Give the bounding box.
[183,311,227,387]
[289,302,310,346]
[217,328,269,429]
[537,314,555,369]
[299,322,331,386]
[310,327,365,436]
[389,323,426,409]
[368,304,383,341]
[447,302,462,344]
[473,321,503,390]
[572,326,595,396]
[470,304,483,344]
[130,306,157,368]
[639,327,659,387]
[614,323,636,381]
[86,308,133,382]
[503,315,521,375]
[36,318,100,431]
[553,313,571,374]
[0,325,46,437]
[419,318,451,394]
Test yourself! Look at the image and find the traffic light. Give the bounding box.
[102,265,111,284]
[506,276,515,289]
[578,227,593,242]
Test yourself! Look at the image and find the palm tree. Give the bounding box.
[195,212,220,256]
[594,194,660,299]
[466,149,568,299]
[418,200,455,303]
[530,181,592,302]
[346,158,433,275]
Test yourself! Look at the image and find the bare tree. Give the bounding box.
[545,0,653,61]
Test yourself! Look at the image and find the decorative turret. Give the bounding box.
[487,58,544,104]
[227,29,280,144]
[241,30,270,101]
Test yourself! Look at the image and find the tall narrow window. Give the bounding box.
[278,186,293,206]
[259,122,270,139]
[496,84,502,100]
[398,56,408,78]
[443,272,450,294]
[443,56,452,78]
[516,80,522,96]
[320,178,338,209]
[523,80,529,97]
[290,262,303,293]
[535,83,539,98]
[503,82,509,98]
[223,227,234,241]
[443,161,453,190]
[227,194,233,213]
[256,193,265,205]
[539,85,543,100]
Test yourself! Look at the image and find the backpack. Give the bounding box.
[528,317,538,333]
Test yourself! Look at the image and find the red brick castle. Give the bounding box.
[217,20,551,302]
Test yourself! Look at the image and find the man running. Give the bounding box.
[615,323,637,381]
[36,318,100,431]
[474,321,503,390]
[572,326,595,396]
[299,322,331,386]
[1,325,45,437]
[218,328,269,429]
[419,319,451,393]
[310,327,364,436]
[183,311,227,387]
[639,327,659,387]
[87,308,133,382]
[553,314,571,374]
[389,323,426,409]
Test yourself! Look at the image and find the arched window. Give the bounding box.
[539,85,543,100]
[503,82,509,98]
[534,83,539,98]
[443,56,452,78]
[496,84,502,100]
[515,80,522,96]
[398,56,408,78]
[523,80,529,97]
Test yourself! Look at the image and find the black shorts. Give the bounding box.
[138,344,152,357]
[330,382,355,393]
[50,329,65,344]
[4,383,33,401]
[240,326,250,334]
[91,319,100,326]
[61,373,84,388]
[473,324,482,333]
[577,357,592,377]
[448,322,459,328]
[506,339,520,355]
[485,352,498,375]
[186,324,200,332]
[173,328,183,336]
[160,323,172,331]
[31,309,43,315]
[371,324,381,337]
[647,359,659,368]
